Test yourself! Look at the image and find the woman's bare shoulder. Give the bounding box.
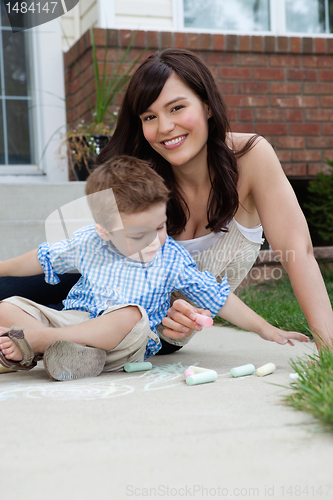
[226,132,264,152]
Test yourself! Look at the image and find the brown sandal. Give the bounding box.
[0,327,41,371]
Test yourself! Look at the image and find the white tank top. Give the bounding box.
[176,219,263,256]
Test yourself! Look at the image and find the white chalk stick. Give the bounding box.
[289,372,306,383]
[289,373,300,383]
[188,365,213,374]
[256,363,276,377]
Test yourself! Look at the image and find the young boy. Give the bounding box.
[0,156,309,380]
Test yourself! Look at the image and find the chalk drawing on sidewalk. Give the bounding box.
[141,362,185,391]
[0,380,135,401]
[0,364,233,401]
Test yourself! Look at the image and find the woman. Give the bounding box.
[95,48,332,351]
[1,48,332,351]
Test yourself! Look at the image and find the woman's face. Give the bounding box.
[139,73,210,169]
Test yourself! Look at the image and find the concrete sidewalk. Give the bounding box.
[1,325,332,500]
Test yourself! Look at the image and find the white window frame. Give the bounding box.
[176,0,333,37]
[0,19,68,181]
[270,0,286,35]
[98,0,116,28]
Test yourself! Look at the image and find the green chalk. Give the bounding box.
[123,362,152,373]
[230,363,255,377]
[186,370,218,386]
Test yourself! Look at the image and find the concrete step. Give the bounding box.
[0,183,86,259]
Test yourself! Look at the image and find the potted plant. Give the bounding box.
[66,29,147,180]
[67,122,113,181]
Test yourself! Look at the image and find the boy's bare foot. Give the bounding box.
[0,326,46,362]
[0,327,40,371]
[0,327,23,361]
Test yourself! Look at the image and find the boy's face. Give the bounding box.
[96,203,167,263]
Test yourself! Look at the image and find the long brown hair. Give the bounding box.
[97,48,259,236]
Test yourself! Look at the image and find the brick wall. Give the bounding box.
[64,29,333,179]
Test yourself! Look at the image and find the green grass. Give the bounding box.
[214,266,333,431]
[283,345,333,432]
[215,266,333,339]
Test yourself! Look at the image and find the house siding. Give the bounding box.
[61,0,98,50]
[61,7,80,49]
[81,0,99,33]
[61,0,174,49]
[114,0,173,29]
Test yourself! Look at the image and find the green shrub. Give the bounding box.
[305,159,333,242]
[284,343,333,432]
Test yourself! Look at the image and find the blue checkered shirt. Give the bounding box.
[37,225,230,359]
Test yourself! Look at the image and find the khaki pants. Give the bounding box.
[2,297,159,371]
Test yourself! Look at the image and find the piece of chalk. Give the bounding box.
[0,365,18,374]
[188,365,213,374]
[123,362,152,373]
[184,368,195,378]
[289,372,306,383]
[195,313,213,328]
[289,373,300,383]
[256,363,276,377]
[230,364,255,378]
[186,370,218,386]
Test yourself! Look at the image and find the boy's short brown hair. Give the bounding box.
[85,155,170,230]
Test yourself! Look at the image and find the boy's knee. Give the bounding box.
[125,306,142,331]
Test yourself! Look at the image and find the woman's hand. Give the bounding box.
[257,325,311,346]
[161,299,212,340]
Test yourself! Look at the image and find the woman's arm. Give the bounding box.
[218,292,309,345]
[0,249,43,277]
[247,138,333,349]
[162,294,310,346]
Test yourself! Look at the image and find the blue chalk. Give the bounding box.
[230,364,255,377]
[124,362,152,373]
[186,370,218,386]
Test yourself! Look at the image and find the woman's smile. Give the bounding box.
[161,134,188,149]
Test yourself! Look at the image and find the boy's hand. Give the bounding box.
[257,324,310,346]
[161,299,211,340]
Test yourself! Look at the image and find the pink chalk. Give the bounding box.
[184,368,195,379]
[195,313,213,328]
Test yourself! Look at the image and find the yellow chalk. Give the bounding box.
[0,366,17,374]
[256,363,276,377]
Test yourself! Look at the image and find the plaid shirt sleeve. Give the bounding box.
[37,237,79,285]
[173,252,230,317]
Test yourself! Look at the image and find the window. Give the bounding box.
[181,0,333,35]
[184,0,270,32]
[0,2,35,167]
[0,8,67,179]
[285,0,332,34]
